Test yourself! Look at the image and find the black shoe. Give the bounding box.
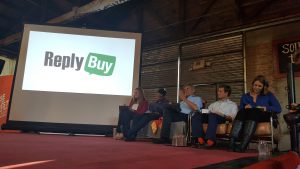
[124,137,136,142]
[152,138,170,144]
[233,146,245,153]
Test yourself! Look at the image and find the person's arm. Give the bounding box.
[128,99,133,107]
[210,102,237,122]
[136,100,149,114]
[179,90,200,111]
[182,97,202,111]
[226,104,238,122]
[240,93,252,109]
[266,93,282,113]
[239,94,246,109]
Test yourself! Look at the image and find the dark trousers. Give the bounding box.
[191,113,226,141]
[127,113,161,139]
[160,105,188,140]
[149,102,166,113]
[116,107,143,136]
[235,108,270,122]
[126,102,168,139]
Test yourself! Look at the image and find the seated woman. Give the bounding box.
[229,75,281,152]
[125,88,170,141]
[115,87,148,140]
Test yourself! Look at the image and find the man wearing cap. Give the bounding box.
[124,88,170,141]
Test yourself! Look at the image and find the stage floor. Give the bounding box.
[0,132,258,169]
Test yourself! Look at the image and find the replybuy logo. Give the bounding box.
[44,51,116,76]
[84,53,116,76]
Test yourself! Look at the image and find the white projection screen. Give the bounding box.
[6,24,142,134]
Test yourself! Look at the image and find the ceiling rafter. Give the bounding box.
[235,0,244,22]
[51,0,74,13]
[188,0,218,35]
[0,2,21,19]
[248,0,276,20]
[0,16,12,30]
[25,0,41,7]
[178,0,187,36]
[144,1,176,35]
[137,1,145,33]
[234,0,277,22]
[0,0,131,46]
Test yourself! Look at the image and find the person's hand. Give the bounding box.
[179,90,186,101]
[245,104,252,109]
[289,103,299,113]
[212,111,223,117]
[291,103,298,107]
[256,106,266,112]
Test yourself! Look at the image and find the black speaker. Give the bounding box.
[0,59,5,75]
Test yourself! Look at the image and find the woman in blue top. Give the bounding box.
[229,75,281,152]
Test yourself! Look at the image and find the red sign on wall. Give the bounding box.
[0,75,14,125]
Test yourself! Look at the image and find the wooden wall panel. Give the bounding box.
[141,34,244,105]
[141,45,179,102]
[180,35,244,105]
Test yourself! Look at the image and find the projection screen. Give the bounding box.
[4,24,142,134]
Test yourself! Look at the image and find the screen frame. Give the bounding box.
[3,24,142,135]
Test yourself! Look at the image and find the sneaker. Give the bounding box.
[198,137,205,145]
[115,133,124,140]
[206,139,215,147]
[152,138,170,144]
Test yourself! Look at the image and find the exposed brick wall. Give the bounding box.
[246,43,275,92]
[245,21,300,138]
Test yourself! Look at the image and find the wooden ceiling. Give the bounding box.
[1,0,300,58]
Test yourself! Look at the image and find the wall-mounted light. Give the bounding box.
[189,59,211,71]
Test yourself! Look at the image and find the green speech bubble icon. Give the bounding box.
[84,53,116,76]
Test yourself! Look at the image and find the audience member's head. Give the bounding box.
[158,88,167,97]
[251,75,268,95]
[218,84,231,99]
[183,84,195,96]
[155,88,167,101]
[133,87,145,103]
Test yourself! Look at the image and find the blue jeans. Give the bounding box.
[116,107,143,136]
[126,113,161,139]
[191,113,226,141]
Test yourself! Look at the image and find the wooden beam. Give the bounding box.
[235,0,244,21]
[51,0,73,13]
[249,0,275,20]
[0,15,14,30]
[178,0,187,36]
[0,0,131,46]
[188,0,217,34]
[144,2,176,35]
[47,0,130,24]
[0,2,21,19]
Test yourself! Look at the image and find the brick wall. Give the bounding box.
[246,43,274,91]
[245,21,300,150]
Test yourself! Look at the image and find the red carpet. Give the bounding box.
[0,133,256,169]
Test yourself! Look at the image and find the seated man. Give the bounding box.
[124,88,170,141]
[153,84,203,144]
[191,84,238,147]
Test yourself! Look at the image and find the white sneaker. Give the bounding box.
[114,133,124,140]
